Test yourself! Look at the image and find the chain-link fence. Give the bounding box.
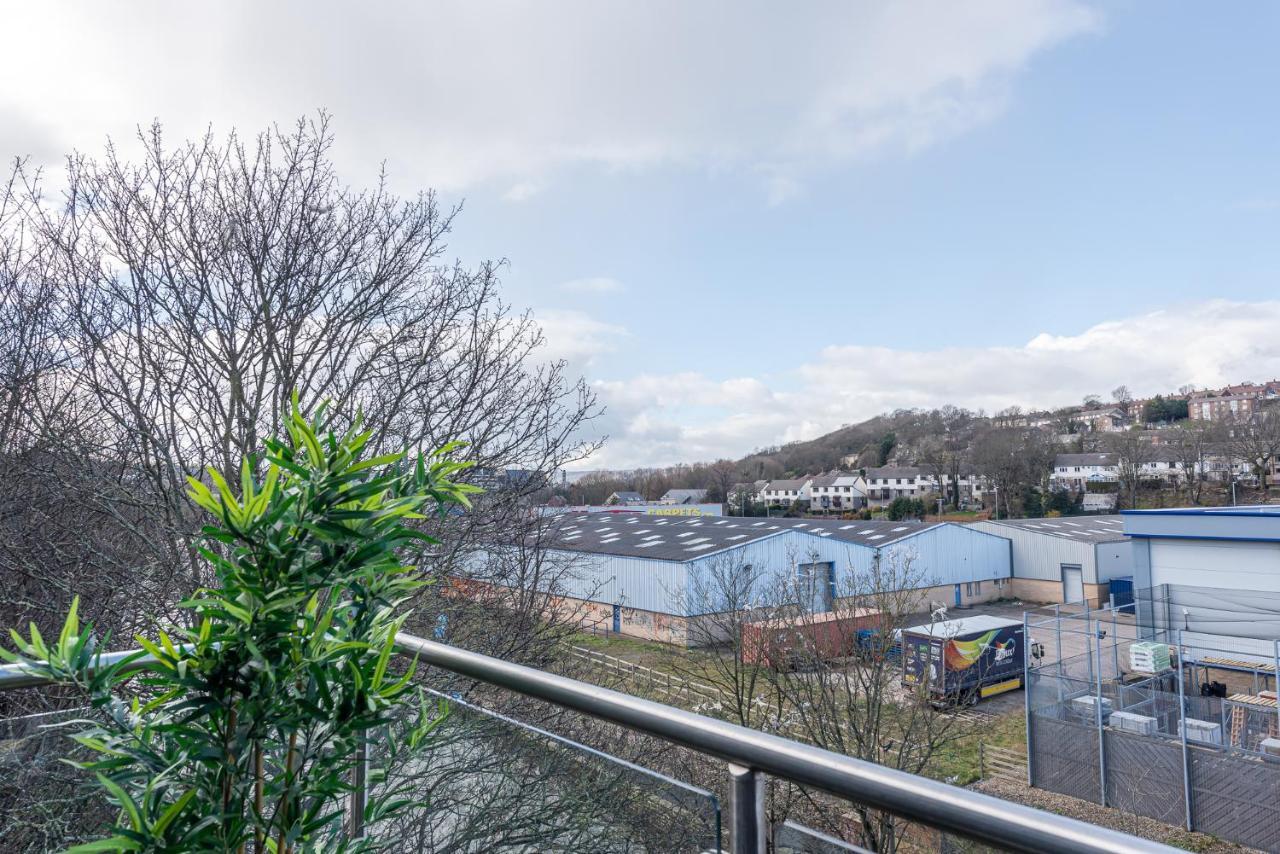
[1024,591,1280,852]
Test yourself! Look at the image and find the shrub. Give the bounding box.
[2,397,478,852]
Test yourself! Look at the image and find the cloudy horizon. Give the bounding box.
[4,2,1278,471]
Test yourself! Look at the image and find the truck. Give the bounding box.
[901,615,1024,707]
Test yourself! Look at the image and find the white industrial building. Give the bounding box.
[1126,506,1280,594]
[478,515,1013,644]
[967,516,1131,607]
[1124,506,1280,665]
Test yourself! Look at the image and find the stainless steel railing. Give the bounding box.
[0,633,1178,854]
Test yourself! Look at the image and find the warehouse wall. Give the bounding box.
[1009,578,1109,607]
[464,546,689,614]
[884,523,1011,588]
[1147,538,1280,592]
[967,521,1099,583]
[683,531,850,615]
[1094,539,1134,583]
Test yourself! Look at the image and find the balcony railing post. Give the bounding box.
[349,736,368,839]
[728,763,766,854]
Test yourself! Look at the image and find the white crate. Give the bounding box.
[1111,710,1158,735]
[1072,695,1112,722]
[1181,718,1222,745]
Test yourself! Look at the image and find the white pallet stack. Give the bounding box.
[1130,641,1171,674]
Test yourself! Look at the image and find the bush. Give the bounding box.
[885,497,926,521]
[2,398,478,851]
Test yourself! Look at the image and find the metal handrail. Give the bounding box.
[0,634,1178,854]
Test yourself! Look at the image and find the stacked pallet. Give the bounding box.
[1130,641,1172,674]
[1200,655,1277,673]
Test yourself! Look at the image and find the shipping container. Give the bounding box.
[901,615,1024,706]
[742,609,884,670]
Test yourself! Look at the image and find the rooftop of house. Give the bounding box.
[973,514,1128,543]
[808,471,860,488]
[862,466,925,480]
[1054,453,1117,467]
[762,478,810,491]
[661,488,708,503]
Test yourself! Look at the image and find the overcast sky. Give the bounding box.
[5,2,1280,469]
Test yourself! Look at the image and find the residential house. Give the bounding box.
[1188,381,1280,422]
[759,478,811,506]
[860,466,925,503]
[1136,451,1182,484]
[605,490,646,506]
[1078,408,1129,433]
[660,488,709,505]
[859,466,988,507]
[1050,453,1119,490]
[1189,393,1258,422]
[807,472,866,512]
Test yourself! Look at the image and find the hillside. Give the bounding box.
[737,407,980,478]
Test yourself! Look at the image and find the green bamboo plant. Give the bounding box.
[2,396,480,852]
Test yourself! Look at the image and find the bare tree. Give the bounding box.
[1104,428,1154,509]
[1111,385,1133,418]
[0,117,612,849]
[680,542,972,851]
[1229,407,1280,490]
[0,116,601,684]
[1166,421,1219,504]
[971,428,1053,518]
[706,457,740,504]
[769,549,969,851]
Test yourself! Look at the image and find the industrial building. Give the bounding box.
[500,515,1011,643]
[1125,505,1280,594]
[968,516,1131,607]
[1021,507,1280,850]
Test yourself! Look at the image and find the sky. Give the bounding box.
[4,2,1280,469]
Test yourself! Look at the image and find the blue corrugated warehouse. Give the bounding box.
[499,514,1011,644]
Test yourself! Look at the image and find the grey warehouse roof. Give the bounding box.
[975,515,1128,543]
[544,514,787,560]
[768,518,940,547]
[541,514,939,561]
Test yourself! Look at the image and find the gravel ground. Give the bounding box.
[972,777,1257,853]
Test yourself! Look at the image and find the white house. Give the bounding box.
[759,478,812,506]
[1050,453,1119,490]
[807,472,866,512]
[859,466,987,506]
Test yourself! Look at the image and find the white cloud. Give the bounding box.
[534,309,628,368]
[502,181,543,203]
[574,300,1280,469]
[559,277,626,294]
[0,1,1099,199]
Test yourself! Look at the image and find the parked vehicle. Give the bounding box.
[742,609,883,670]
[901,615,1024,707]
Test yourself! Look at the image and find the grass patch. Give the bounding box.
[927,710,1026,786]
